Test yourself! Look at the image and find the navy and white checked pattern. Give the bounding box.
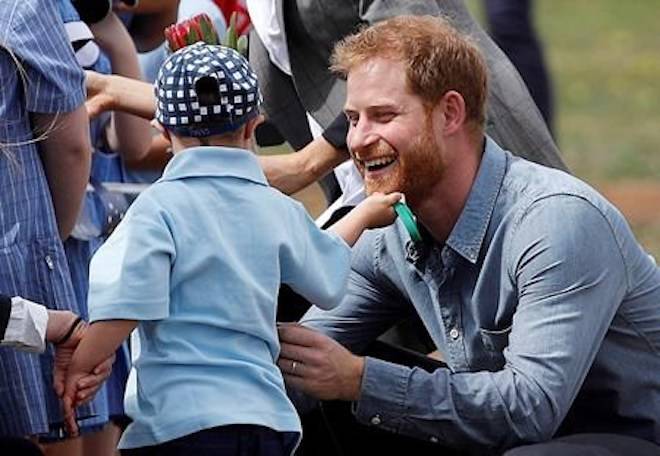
[0,0,96,437]
[155,42,262,137]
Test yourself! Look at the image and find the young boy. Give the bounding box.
[61,43,401,455]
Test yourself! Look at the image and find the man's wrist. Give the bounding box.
[45,310,77,343]
[343,354,365,401]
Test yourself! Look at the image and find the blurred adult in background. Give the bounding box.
[0,0,92,454]
[484,0,555,133]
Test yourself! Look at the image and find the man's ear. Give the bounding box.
[439,90,467,135]
[243,114,265,140]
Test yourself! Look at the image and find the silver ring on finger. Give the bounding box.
[292,360,298,373]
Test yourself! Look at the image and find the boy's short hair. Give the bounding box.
[155,42,262,138]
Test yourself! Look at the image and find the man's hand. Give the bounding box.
[277,323,365,401]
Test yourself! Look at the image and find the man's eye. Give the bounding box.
[375,112,395,122]
[347,116,358,126]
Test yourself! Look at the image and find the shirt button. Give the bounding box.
[430,436,439,444]
[370,415,382,426]
[44,255,54,271]
[449,327,460,340]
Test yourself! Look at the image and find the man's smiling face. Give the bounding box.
[344,57,446,204]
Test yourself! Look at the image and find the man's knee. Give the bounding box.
[503,433,660,456]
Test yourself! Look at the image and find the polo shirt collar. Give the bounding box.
[159,146,268,186]
[445,136,507,264]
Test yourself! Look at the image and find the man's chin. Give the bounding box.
[364,180,402,196]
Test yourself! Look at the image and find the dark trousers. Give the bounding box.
[485,0,554,133]
[121,425,299,456]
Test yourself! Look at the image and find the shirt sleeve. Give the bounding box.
[301,229,414,355]
[280,201,351,310]
[0,296,48,353]
[352,196,629,450]
[88,198,176,323]
[10,0,85,113]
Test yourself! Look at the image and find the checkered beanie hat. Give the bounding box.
[155,42,262,137]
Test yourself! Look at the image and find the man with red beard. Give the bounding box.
[277,15,660,456]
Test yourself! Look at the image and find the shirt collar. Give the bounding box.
[158,146,268,186]
[445,136,507,264]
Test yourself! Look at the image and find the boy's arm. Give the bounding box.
[63,319,138,436]
[327,192,401,247]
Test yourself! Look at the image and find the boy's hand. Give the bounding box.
[52,318,115,436]
[60,351,114,437]
[356,192,402,229]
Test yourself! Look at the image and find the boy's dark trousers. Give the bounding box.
[120,425,298,456]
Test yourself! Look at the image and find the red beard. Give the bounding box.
[361,126,445,205]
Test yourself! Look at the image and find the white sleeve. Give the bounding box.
[1,297,49,353]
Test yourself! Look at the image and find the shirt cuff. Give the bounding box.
[2,297,48,353]
[353,356,411,433]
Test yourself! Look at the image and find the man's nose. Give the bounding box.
[347,118,377,155]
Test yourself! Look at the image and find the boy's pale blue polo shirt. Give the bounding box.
[88,146,351,449]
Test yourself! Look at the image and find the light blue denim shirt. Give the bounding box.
[89,146,351,449]
[302,137,660,451]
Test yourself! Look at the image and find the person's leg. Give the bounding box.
[83,421,122,456]
[484,0,554,132]
[40,435,82,456]
[503,433,660,456]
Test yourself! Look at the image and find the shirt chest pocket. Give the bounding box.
[478,326,512,371]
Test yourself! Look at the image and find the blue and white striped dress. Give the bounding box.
[0,0,99,437]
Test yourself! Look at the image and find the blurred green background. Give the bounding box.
[466,0,660,259]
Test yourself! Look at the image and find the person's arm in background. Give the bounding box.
[90,12,151,163]
[33,107,91,239]
[86,71,156,120]
[259,113,350,194]
[258,135,347,195]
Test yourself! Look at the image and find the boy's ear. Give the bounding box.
[151,119,170,140]
[243,114,265,140]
